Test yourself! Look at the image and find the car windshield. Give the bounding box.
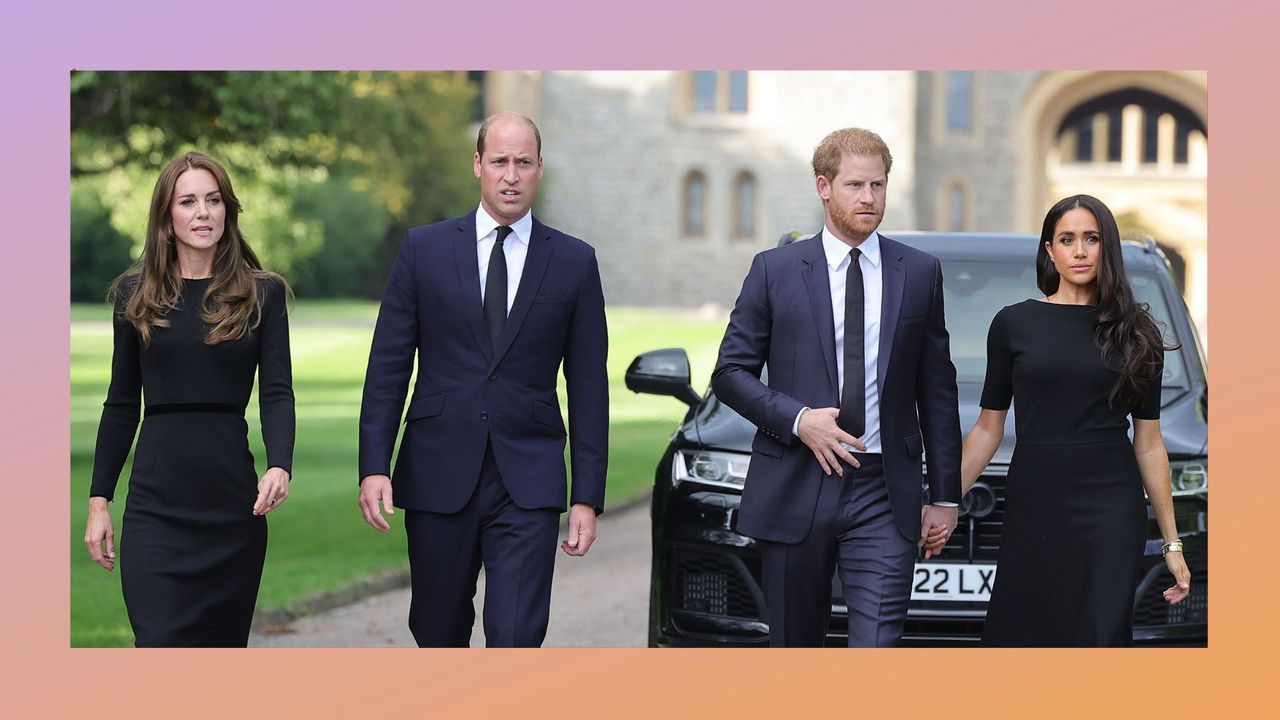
[942,260,1189,403]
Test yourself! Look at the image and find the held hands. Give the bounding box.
[252,466,291,516]
[84,497,116,571]
[359,474,396,533]
[1163,549,1192,604]
[796,407,865,476]
[919,504,958,560]
[561,503,598,557]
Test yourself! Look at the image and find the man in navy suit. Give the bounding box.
[712,127,961,647]
[357,112,608,647]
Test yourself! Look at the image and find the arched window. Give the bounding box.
[682,170,707,238]
[1056,88,1205,167]
[949,185,967,231]
[942,180,967,230]
[733,171,757,240]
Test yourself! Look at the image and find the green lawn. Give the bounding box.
[70,300,728,646]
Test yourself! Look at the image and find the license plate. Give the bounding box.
[910,563,996,602]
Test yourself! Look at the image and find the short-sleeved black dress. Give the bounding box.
[978,299,1161,647]
[90,277,294,647]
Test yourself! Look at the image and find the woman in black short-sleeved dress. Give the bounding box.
[82,152,295,647]
[937,195,1191,646]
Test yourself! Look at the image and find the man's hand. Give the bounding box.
[358,474,396,533]
[919,504,958,560]
[920,520,948,558]
[561,503,598,557]
[796,407,865,476]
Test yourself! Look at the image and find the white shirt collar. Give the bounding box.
[821,226,881,270]
[476,204,533,246]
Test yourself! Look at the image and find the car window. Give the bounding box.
[941,261,1039,383]
[940,261,1189,403]
[1130,272,1190,395]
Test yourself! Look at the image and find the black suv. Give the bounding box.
[629,232,1207,647]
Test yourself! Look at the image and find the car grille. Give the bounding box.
[1133,565,1208,627]
[933,471,1006,562]
[671,548,762,620]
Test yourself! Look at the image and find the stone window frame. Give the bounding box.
[684,71,752,116]
[931,71,984,149]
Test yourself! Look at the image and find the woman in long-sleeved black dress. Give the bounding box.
[83,151,295,647]
[927,194,1191,646]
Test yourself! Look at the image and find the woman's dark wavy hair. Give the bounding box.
[1035,194,1178,410]
[108,152,291,346]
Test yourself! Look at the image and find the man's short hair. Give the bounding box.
[812,128,893,179]
[477,112,542,157]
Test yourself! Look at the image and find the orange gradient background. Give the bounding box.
[4,0,1274,717]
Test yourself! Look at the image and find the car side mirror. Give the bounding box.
[626,348,702,407]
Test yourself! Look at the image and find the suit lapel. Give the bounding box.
[800,234,839,395]
[491,217,555,369]
[452,211,493,363]
[878,236,906,396]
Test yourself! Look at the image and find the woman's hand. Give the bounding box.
[253,466,291,516]
[84,498,116,571]
[1163,550,1192,604]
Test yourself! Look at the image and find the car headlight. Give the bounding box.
[673,450,750,490]
[1170,458,1207,496]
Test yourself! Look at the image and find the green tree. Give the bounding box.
[288,173,390,297]
[70,184,135,302]
[71,71,479,297]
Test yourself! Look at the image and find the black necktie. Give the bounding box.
[838,247,865,438]
[484,225,512,351]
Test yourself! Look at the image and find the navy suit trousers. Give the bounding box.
[403,439,560,647]
[759,454,916,647]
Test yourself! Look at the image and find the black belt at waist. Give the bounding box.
[841,451,884,474]
[144,402,244,418]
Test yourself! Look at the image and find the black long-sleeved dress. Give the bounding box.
[978,299,1161,647]
[90,276,294,647]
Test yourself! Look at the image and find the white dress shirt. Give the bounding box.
[476,204,532,314]
[791,229,957,507]
[822,227,883,453]
[783,226,885,448]
[791,228,884,451]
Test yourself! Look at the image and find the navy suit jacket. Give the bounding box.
[711,233,961,543]
[359,211,609,514]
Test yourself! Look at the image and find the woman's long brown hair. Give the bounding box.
[108,152,290,346]
[1035,194,1178,409]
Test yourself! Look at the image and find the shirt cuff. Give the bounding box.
[931,502,959,507]
[791,407,809,437]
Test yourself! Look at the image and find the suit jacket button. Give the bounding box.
[481,412,489,421]
[489,374,497,381]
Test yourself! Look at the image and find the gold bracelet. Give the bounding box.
[1161,539,1184,555]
